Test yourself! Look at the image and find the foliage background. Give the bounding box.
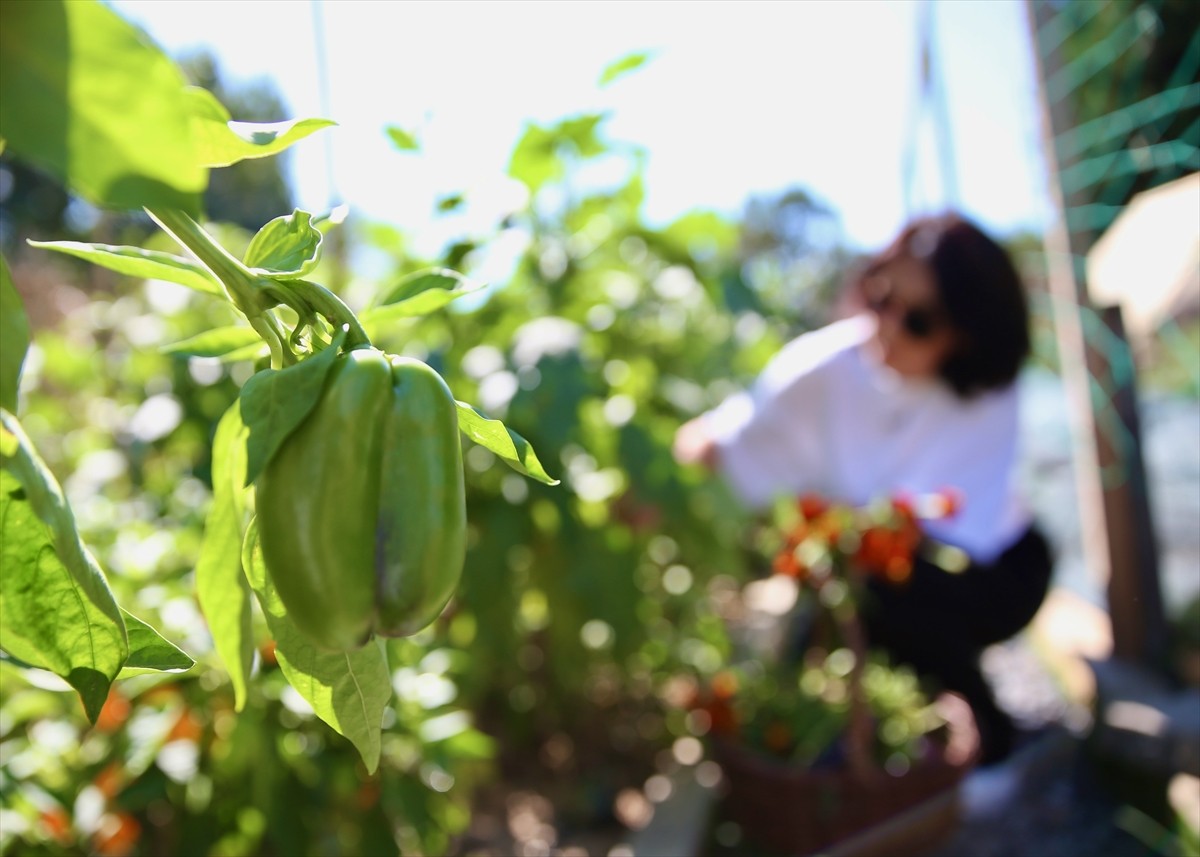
[0,59,855,850]
[2,2,1198,856]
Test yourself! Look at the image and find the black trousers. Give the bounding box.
[859,526,1054,765]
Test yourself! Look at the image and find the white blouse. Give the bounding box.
[703,314,1031,564]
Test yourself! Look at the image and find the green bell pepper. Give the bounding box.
[256,349,466,651]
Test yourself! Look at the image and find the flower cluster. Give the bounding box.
[771,490,961,586]
[673,489,967,770]
[683,655,942,768]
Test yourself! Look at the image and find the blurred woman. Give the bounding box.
[673,212,1052,765]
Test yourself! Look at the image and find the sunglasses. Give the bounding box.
[863,286,947,340]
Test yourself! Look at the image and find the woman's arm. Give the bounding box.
[672,416,720,470]
[671,318,867,505]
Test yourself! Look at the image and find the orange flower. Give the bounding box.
[711,671,738,700]
[95,690,130,733]
[39,807,72,846]
[705,698,739,737]
[891,493,916,524]
[856,527,891,571]
[136,685,182,707]
[92,812,140,857]
[93,762,126,800]
[782,522,809,550]
[166,709,203,743]
[885,555,913,583]
[808,511,841,543]
[939,488,963,519]
[772,551,804,579]
[798,493,828,521]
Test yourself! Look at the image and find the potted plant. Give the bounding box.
[681,493,980,855]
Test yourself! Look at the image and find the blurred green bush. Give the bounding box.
[1,105,855,855]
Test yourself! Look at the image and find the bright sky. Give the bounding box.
[110,0,1051,255]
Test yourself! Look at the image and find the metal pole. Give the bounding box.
[311,0,348,295]
[1025,0,1114,604]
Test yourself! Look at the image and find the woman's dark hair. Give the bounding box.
[849,212,1031,398]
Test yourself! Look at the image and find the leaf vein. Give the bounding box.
[343,652,371,731]
[47,540,100,673]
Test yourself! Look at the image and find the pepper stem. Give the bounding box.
[146,209,265,317]
[270,279,372,351]
[147,209,367,364]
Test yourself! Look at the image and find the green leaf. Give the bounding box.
[556,114,609,159]
[219,343,271,364]
[385,125,420,152]
[28,241,223,295]
[120,609,193,674]
[0,411,127,722]
[243,210,323,279]
[187,86,336,168]
[160,327,262,359]
[659,210,740,260]
[1,254,29,413]
[238,330,345,486]
[194,402,253,709]
[243,522,390,773]
[508,114,609,194]
[376,268,479,307]
[508,124,563,194]
[188,84,231,122]
[0,423,14,457]
[361,269,485,329]
[0,0,204,212]
[454,401,559,486]
[599,51,655,87]
[436,193,465,213]
[442,727,497,761]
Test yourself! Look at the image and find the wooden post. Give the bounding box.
[1094,306,1169,665]
[1025,1,1167,667]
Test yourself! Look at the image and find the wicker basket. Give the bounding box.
[712,692,978,855]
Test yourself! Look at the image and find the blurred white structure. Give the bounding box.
[1087,172,1200,340]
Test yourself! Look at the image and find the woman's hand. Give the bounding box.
[673,416,719,470]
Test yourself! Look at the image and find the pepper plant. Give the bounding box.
[0,0,555,774]
[0,4,863,852]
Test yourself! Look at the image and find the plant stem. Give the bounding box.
[835,585,879,784]
[147,209,369,361]
[146,208,265,318]
[147,209,310,368]
[249,316,286,369]
[280,280,371,350]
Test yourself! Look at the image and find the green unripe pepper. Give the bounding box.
[256,349,466,651]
